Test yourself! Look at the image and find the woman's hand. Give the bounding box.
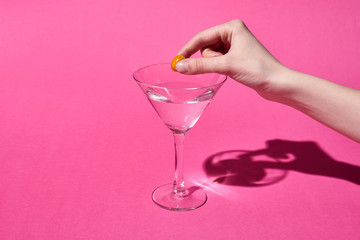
[176,19,288,100]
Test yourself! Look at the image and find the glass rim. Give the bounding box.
[133,63,227,90]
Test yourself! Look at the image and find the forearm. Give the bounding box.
[270,68,360,143]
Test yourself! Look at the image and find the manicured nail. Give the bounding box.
[176,60,189,73]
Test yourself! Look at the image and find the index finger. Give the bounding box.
[177,23,228,58]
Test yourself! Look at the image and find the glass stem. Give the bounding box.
[173,132,186,195]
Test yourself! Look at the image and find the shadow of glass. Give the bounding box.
[204,139,360,186]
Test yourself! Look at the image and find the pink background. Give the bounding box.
[1,0,360,239]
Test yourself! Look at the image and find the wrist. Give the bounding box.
[255,63,297,103]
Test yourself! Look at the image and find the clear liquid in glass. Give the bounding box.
[146,82,214,133]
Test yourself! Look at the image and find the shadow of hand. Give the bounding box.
[204,139,360,186]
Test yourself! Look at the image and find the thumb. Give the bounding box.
[176,57,225,75]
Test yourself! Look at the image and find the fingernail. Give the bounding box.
[176,60,188,73]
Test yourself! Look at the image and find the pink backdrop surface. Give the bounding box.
[1,0,360,239]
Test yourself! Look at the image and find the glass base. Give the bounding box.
[152,183,207,211]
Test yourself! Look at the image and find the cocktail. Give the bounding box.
[134,63,227,211]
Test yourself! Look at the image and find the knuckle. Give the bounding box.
[229,19,243,26]
[220,57,231,74]
[228,19,245,29]
[192,58,204,73]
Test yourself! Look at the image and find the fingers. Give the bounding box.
[201,48,224,58]
[175,20,244,75]
[177,23,228,58]
[176,56,227,75]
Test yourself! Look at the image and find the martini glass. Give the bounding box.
[134,63,227,211]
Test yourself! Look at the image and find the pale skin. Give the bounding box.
[175,19,360,143]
